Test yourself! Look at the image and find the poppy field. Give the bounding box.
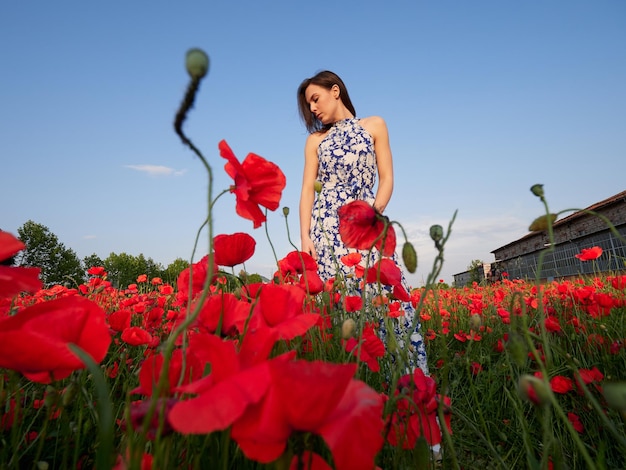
[2,49,625,469]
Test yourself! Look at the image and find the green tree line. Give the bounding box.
[10,220,188,289]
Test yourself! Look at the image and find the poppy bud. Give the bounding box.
[402,242,418,273]
[62,382,78,407]
[429,225,444,242]
[185,48,209,79]
[506,332,527,367]
[530,184,544,198]
[44,386,59,409]
[282,207,290,216]
[314,180,323,193]
[529,214,557,232]
[518,375,550,407]
[603,382,626,412]
[341,318,356,339]
[469,314,482,330]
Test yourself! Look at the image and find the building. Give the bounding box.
[452,190,626,286]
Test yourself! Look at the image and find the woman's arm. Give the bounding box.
[299,134,320,259]
[363,116,394,213]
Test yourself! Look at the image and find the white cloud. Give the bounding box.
[399,214,529,285]
[125,165,187,177]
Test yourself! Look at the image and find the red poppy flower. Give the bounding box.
[108,309,132,332]
[0,296,110,383]
[568,412,584,433]
[219,140,287,229]
[337,201,396,256]
[213,232,256,267]
[175,255,217,304]
[386,368,450,447]
[574,246,603,261]
[339,253,362,267]
[550,375,573,394]
[342,324,385,372]
[343,295,362,313]
[121,326,153,346]
[299,270,324,295]
[249,284,320,340]
[194,292,251,336]
[169,332,279,435]
[230,360,385,470]
[278,251,318,276]
[0,232,42,298]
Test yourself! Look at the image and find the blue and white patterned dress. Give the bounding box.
[310,117,428,374]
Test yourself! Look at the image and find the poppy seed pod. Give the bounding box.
[314,180,323,194]
[185,48,209,79]
[402,242,417,273]
[282,207,290,216]
[429,225,444,242]
[530,184,544,198]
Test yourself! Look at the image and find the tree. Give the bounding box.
[16,220,85,287]
[467,259,485,285]
[161,257,189,285]
[83,253,105,271]
[102,252,164,288]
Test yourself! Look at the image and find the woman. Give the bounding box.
[297,70,428,374]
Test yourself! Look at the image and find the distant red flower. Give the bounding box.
[337,201,396,256]
[550,375,573,394]
[194,292,251,336]
[121,326,153,346]
[568,412,584,433]
[136,274,148,283]
[610,275,626,290]
[108,309,132,332]
[219,140,286,229]
[340,252,362,267]
[87,266,106,276]
[175,255,217,304]
[575,246,603,261]
[0,232,42,298]
[343,295,362,313]
[544,315,562,333]
[213,232,256,267]
[0,296,110,383]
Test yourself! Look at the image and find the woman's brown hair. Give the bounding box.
[297,71,356,133]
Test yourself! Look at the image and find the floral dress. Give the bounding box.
[310,117,428,374]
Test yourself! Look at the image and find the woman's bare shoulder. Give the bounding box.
[305,130,327,149]
[359,116,388,138]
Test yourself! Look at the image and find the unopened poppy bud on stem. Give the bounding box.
[469,314,482,330]
[185,48,209,79]
[518,374,550,407]
[429,225,444,242]
[314,180,323,194]
[282,207,290,216]
[402,241,417,273]
[341,318,356,339]
[530,184,545,198]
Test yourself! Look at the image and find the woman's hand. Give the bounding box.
[301,237,317,260]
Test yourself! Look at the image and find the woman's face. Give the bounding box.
[304,84,339,125]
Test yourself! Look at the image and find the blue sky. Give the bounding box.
[1,1,625,286]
